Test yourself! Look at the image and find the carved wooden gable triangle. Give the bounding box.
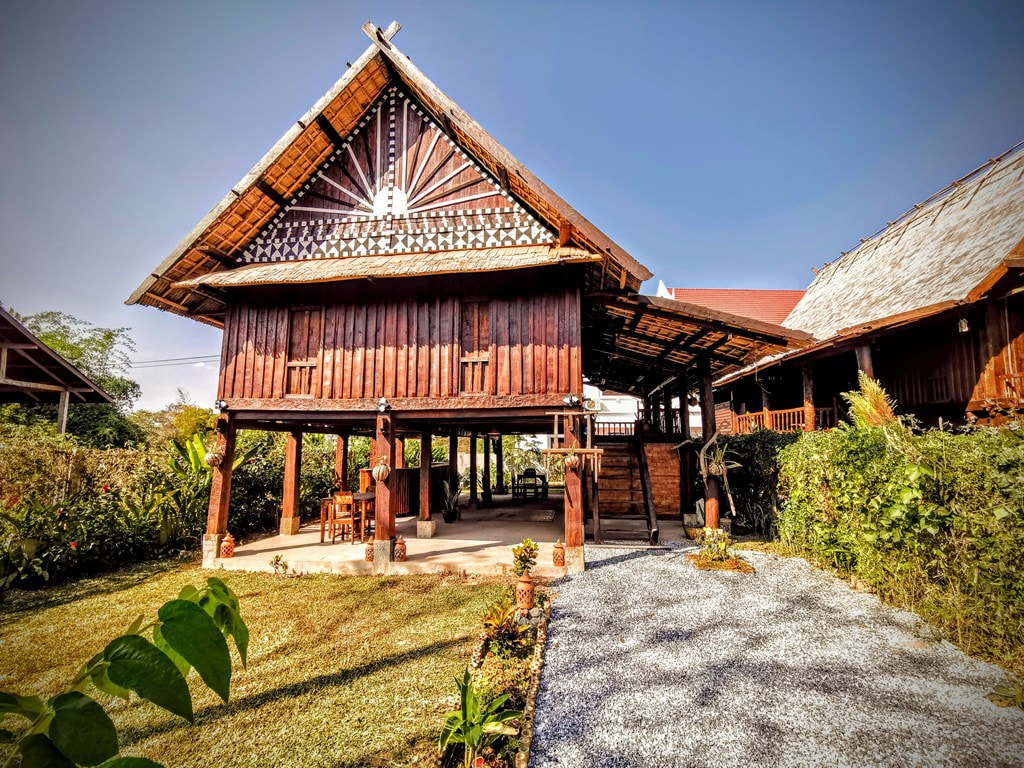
[242,87,553,263]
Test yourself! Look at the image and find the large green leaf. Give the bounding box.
[0,691,45,720]
[152,624,191,678]
[103,635,193,722]
[88,656,131,702]
[157,600,231,702]
[201,579,248,666]
[49,692,119,766]
[19,734,76,768]
[98,758,164,768]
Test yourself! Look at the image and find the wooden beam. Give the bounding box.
[0,376,72,393]
[281,430,303,534]
[206,416,236,536]
[419,429,432,521]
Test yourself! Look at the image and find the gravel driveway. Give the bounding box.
[530,545,1024,768]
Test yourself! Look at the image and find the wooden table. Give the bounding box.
[352,492,375,542]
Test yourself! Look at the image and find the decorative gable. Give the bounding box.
[241,87,553,263]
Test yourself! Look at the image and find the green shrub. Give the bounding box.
[511,538,538,576]
[722,429,799,535]
[776,420,1024,673]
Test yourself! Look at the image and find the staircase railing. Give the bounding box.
[633,433,659,545]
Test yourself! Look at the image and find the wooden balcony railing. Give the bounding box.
[733,407,835,435]
[593,421,636,437]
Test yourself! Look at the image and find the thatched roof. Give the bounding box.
[177,246,601,288]
[127,22,650,326]
[784,141,1024,339]
[0,306,113,404]
[717,140,1024,386]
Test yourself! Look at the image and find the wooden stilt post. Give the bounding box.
[418,429,435,536]
[448,431,459,493]
[494,435,506,494]
[374,413,396,563]
[855,344,874,379]
[281,430,303,535]
[802,364,815,431]
[469,432,478,506]
[699,365,720,530]
[482,435,492,506]
[56,389,70,435]
[394,436,404,468]
[563,414,584,569]
[677,380,692,519]
[203,415,236,566]
[335,434,349,490]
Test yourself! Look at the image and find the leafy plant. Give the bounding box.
[439,669,521,768]
[698,527,732,562]
[510,538,537,577]
[843,372,898,428]
[270,554,288,576]
[986,680,1024,710]
[0,576,247,768]
[441,480,462,524]
[480,600,534,660]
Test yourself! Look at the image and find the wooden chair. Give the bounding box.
[328,491,356,544]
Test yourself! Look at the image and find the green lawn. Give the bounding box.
[0,559,503,767]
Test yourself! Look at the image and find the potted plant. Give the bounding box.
[441,480,461,524]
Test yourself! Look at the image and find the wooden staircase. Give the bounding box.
[592,436,658,544]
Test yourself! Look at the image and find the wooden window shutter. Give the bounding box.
[286,307,321,396]
[460,301,490,394]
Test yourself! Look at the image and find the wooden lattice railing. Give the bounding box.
[593,421,636,436]
[733,407,835,435]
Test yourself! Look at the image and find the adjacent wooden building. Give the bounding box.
[128,22,808,567]
[713,142,1024,431]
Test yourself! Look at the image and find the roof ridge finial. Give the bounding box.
[361,21,402,49]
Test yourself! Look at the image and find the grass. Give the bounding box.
[0,557,504,767]
[685,553,756,573]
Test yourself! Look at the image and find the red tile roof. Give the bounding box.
[665,288,805,325]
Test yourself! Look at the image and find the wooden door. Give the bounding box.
[460,301,490,394]
[286,308,321,397]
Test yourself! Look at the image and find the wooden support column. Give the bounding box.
[56,389,70,434]
[494,435,506,494]
[678,381,691,440]
[281,430,303,535]
[652,391,663,432]
[699,366,720,530]
[335,434,349,490]
[448,432,459,492]
[203,416,236,566]
[802,364,815,431]
[394,436,405,468]
[419,430,432,521]
[663,388,675,434]
[563,415,584,566]
[482,435,492,506]
[855,344,874,379]
[469,432,479,505]
[374,413,396,562]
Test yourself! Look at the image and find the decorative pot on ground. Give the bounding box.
[219,533,235,558]
[516,570,536,612]
[552,539,565,567]
[364,541,374,562]
[394,535,407,562]
[371,457,390,483]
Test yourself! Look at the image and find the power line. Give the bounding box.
[129,354,219,367]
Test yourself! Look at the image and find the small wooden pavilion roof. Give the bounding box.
[0,306,113,405]
[126,22,650,326]
[582,294,813,396]
[177,246,601,289]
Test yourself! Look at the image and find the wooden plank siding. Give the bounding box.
[217,286,583,404]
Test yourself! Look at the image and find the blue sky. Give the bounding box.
[1,0,1021,409]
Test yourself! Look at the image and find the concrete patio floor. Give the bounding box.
[213,495,689,577]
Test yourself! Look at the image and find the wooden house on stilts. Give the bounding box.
[128,22,808,572]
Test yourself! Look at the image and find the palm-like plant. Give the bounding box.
[843,372,898,428]
[439,669,521,767]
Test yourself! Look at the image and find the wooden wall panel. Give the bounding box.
[219,287,583,403]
